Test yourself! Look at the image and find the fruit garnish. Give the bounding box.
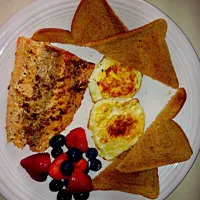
[49,153,70,180]
[66,127,89,152]
[49,134,66,149]
[67,147,83,162]
[68,168,93,193]
[74,158,88,171]
[73,192,90,200]
[49,179,64,192]
[84,168,90,175]
[60,160,74,176]
[88,158,102,171]
[86,148,98,159]
[63,179,70,188]
[51,147,64,158]
[20,153,51,172]
[57,189,72,200]
[20,128,101,199]
[20,153,51,182]
[27,170,48,182]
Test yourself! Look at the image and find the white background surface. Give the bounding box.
[0,0,199,200]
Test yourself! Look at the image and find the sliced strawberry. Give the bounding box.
[20,153,51,182]
[66,127,89,152]
[27,170,48,182]
[68,168,93,193]
[73,158,88,171]
[20,153,51,173]
[49,153,70,180]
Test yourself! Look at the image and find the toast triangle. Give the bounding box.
[116,88,193,173]
[87,19,179,88]
[93,152,159,199]
[71,0,128,45]
[32,28,75,44]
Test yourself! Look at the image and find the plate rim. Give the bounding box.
[0,0,200,200]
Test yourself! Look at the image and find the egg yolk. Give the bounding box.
[107,115,138,139]
[97,65,137,98]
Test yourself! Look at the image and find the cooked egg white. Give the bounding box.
[88,57,142,102]
[88,98,145,160]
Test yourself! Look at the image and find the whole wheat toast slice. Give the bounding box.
[116,88,193,173]
[71,0,128,45]
[6,37,94,152]
[93,152,159,199]
[32,28,75,44]
[87,19,179,89]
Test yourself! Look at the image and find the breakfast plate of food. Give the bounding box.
[0,0,200,200]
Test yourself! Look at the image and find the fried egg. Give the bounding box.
[88,98,145,160]
[88,57,142,102]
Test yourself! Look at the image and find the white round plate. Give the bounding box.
[0,0,200,200]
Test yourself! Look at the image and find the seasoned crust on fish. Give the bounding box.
[6,37,94,152]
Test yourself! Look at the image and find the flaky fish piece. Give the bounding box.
[6,37,94,152]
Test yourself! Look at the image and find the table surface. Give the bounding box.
[0,0,199,200]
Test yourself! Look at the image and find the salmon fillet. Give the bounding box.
[6,37,94,152]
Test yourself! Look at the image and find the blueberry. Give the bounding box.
[49,134,65,149]
[86,148,98,159]
[67,148,82,162]
[88,159,102,171]
[63,179,70,188]
[51,147,63,158]
[60,160,74,176]
[73,192,90,200]
[57,189,72,200]
[49,179,63,192]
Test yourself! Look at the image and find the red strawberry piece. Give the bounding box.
[68,167,93,193]
[73,158,88,171]
[66,127,89,152]
[20,153,51,182]
[49,153,70,180]
[27,170,48,182]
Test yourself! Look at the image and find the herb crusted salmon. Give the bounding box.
[6,37,94,152]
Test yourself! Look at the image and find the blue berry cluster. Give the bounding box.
[49,135,102,200]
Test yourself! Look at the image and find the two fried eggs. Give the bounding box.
[88,58,145,160]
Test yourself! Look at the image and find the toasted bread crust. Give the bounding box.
[87,19,179,89]
[6,37,94,152]
[71,0,128,45]
[31,28,75,44]
[93,152,159,199]
[117,120,193,173]
[157,88,186,120]
[116,88,193,173]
